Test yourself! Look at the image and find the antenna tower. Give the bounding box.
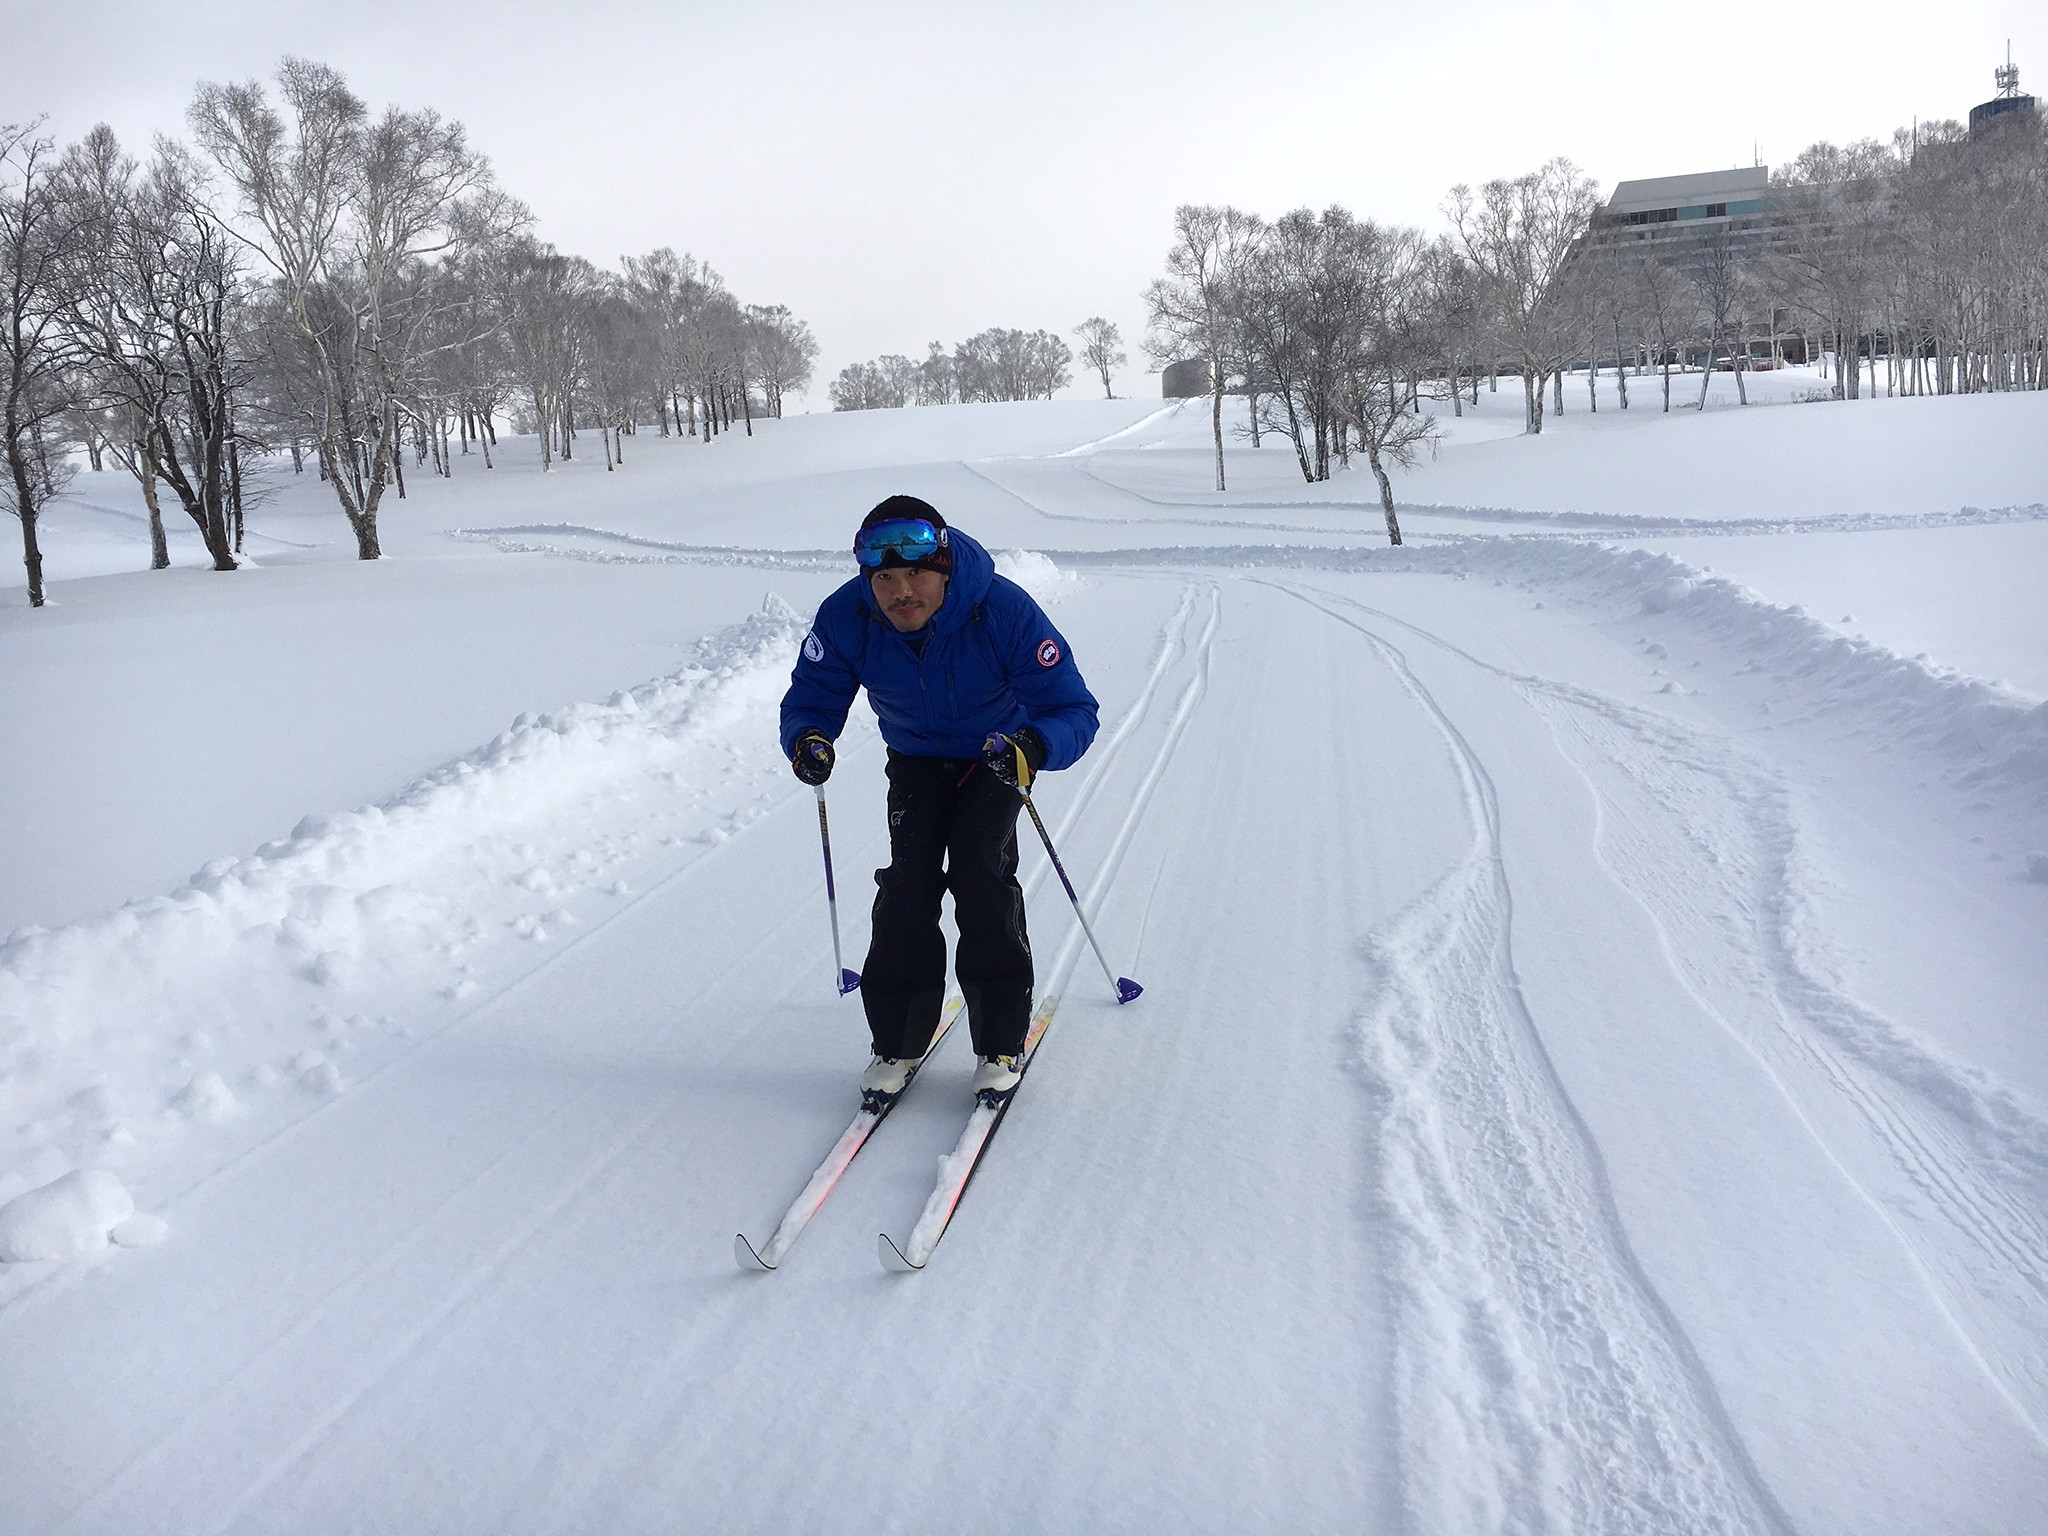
[1995,41,2019,99]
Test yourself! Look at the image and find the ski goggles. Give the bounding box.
[853,517,945,568]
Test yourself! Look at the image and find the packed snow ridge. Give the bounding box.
[0,597,815,1224]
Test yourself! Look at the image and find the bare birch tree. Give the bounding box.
[1073,316,1125,397]
[62,131,249,570]
[1446,159,1599,433]
[190,59,491,558]
[1145,204,1260,490]
[0,123,83,607]
[1338,220,1440,545]
[745,304,816,417]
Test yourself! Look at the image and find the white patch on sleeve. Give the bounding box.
[803,631,825,664]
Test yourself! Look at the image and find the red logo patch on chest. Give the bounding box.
[1037,638,1061,668]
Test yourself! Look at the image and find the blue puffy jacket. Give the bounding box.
[779,530,1099,770]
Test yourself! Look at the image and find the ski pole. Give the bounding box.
[1016,787,1142,1005]
[814,786,861,996]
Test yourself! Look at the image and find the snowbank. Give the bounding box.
[994,549,1078,603]
[1457,535,2048,812]
[0,1169,164,1262]
[1058,535,2048,818]
[0,597,811,1218]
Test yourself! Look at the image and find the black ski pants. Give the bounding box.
[862,750,1032,1062]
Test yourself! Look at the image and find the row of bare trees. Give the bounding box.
[2,58,817,607]
[1563,116,2048,414]
[1762,116,2048,399]
[1143,202,1448,541]
[829,325,1076,410]
[1143,109,2048,538]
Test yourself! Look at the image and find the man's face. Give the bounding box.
[871,566,948,632]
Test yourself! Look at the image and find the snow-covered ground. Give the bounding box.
[3,374,2045,1533]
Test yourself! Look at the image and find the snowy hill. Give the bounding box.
[3,375,2046,1533]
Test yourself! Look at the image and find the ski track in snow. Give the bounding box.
[895,574,1221,1267]
[1296,582,2048,1451]
[1266,580,1792,1536]
[1523,668,2048,1437]
[998,575,1215,959]
[1041,580,1219,990]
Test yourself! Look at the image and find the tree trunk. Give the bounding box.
[1614,317,1629,409]
[1276,385,1312,483]
[1210,368,1226,492]
[1365,439,1402,546]
[229,437,245,553]
[8,414,46,608]
[145,501,169,567]
[141,453,169,569]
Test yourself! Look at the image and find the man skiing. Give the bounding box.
[781,495,1099,1100]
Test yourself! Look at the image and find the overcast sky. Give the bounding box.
[12,0,2040,403]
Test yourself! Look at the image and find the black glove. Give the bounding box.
[792,729,834,786]
[982,727,1046,790]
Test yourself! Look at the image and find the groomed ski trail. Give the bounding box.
[1291,579,2048,1446]
[1270,580,1791,1535]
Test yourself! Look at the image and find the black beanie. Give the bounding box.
[858,495,953,574]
